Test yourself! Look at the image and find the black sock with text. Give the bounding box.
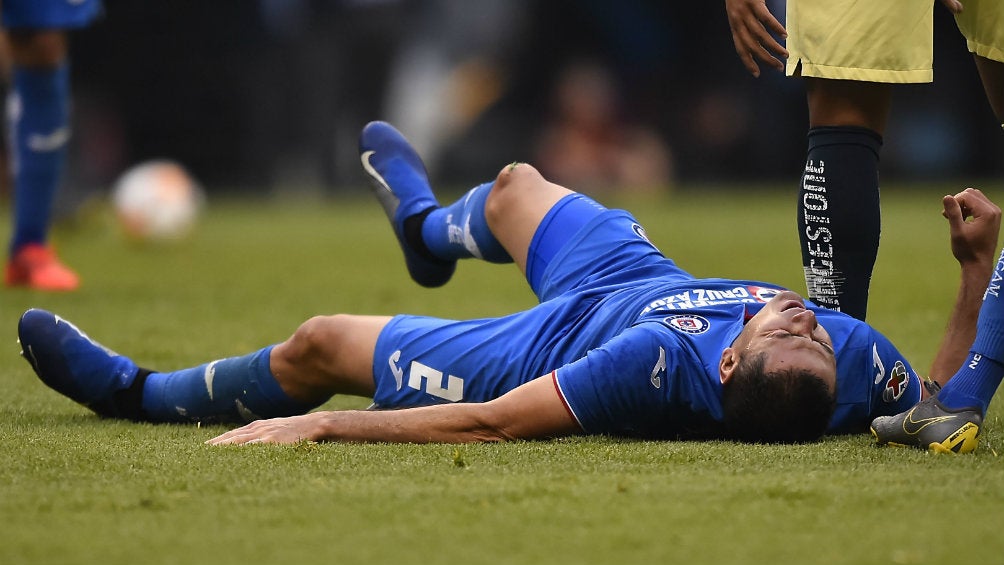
[797,126,882,321]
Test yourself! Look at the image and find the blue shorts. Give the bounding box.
[370,194,689,408]
[2,0,102,29]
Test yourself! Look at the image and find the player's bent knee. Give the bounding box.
[486,163,545,221]
[494,162,543,190]
[275,315,351,391]
[285,315,351,364]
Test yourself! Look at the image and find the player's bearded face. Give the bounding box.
[736,291,838,393]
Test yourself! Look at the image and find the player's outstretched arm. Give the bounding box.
[724,0,788,77]
[206,374,582,445]
[928,188,1001,389]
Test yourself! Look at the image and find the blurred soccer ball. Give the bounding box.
[112,160,203,241]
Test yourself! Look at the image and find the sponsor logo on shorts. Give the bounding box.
[663,315,711,335]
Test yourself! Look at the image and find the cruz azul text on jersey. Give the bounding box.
[639,285,780,315]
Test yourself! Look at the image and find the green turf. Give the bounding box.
[2,184,1002,565]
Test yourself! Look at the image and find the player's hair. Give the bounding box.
[721,351,836,444]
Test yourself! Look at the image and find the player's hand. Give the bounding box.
[938,0,964,16]
[725,0,788,77]
[942,187,1001,269]
[206,413,329,445]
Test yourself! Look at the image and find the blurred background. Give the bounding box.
[21,0,1004,205]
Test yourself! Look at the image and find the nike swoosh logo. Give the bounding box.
[55,314,118,356]
[361,150,391,195]
[28,127,71,152]
[204,361,218,401]
[360,150,400,217]
[901,406,958,435]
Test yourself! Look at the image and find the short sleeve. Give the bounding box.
[552,324,721,438]
[828,322,923,433]
[867,328,923,415]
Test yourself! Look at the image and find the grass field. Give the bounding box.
[2,183,1003,565]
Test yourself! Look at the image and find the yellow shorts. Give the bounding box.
[785,0,934,83]
[955,0,1004,63]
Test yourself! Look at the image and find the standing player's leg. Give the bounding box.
[798,78,889,320]
[785,0,933,321]
[973,56,1004,127]
[3,29,80,291]
[17,307,392,423]
[953,0,1004,127]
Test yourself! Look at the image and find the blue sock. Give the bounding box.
[421,182,512,263]
[140,346,320,423]
[937,353,1003,414]
[8,64,71,254]
[937,248,1004,413]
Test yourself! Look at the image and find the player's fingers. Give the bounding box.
[210,429,280,445]
[207,433,246,445]
[206,430,251,445]
[747,30,787,65]
[942,193,964,224]
[735,27,785,74]
[741,13,788,59]
[206,421,266,444]
[955,187,999,220]
[731,34,762,76]
[753,4,788,41]
[760,36,788,61]
[757,45,786,70]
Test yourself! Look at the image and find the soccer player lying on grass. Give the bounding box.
[16,122,1004,452]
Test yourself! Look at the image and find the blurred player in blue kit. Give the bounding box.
[2,0,102,291]
[17,122,1004,452]
[725,0,1004,322]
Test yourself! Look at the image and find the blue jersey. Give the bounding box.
[552,278,919,437]
[2,0,102,29]
[372,196,922,438]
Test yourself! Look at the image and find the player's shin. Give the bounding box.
[8,64,71,253]
[420,182,512,263]
[798,126,882,321]
[140,346,321,423]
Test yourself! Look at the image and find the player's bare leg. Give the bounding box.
[269,314,389,403]
[483,163,574,276]
[805,78,891,132]
[972,55,1004,127]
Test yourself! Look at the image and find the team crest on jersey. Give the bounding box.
[663,314,711,335]
[882,360,909,402]
[751,286,782,303]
